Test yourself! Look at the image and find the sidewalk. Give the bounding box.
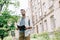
[0,34,46,40]
[0,35,38,40]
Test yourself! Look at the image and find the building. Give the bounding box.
[28,0,60,34]
[28,0,42,33]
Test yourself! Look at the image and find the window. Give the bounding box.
[38,11,41,19]
[36,25,38,33]
[36,14,37,22]
[35,6,36,9]
[43,2,47,16]
[38,0,40,2]
[50,15,56,30]
[32,20,34,25]
[59,1,60,8]
[38,2,40,5]
[32,15,34,24]
[49,4,53,10]
[43,2,45,5]
[48,0,54,9]
[40,9,42,16]
[44,20,48,32]
[36,12,40,21]
[40,23,44,32]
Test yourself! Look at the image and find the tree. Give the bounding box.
[0,0,20,11]
[0,0,20,40]
[0,9,20,40]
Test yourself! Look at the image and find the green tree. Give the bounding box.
[0,0,20,11]
[0,0,20,40]
[0,9,20,40]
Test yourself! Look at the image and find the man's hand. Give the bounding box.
[26,27,32,30]
[17,25,22,30]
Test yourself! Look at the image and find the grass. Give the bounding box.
[0,36,12,40]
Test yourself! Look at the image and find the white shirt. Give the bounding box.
[17,17,30,27]
[17,17,32,37]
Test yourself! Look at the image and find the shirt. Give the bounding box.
[20,17,25,26]
[17,17,30,31]
[17,17,33,36]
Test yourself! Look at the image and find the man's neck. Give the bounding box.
[22,16,26,18]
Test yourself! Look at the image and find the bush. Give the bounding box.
[38,32,50,40]
[54,31,60,40]
[31,34,38,38]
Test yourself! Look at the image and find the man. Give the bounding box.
[17,9,32,40]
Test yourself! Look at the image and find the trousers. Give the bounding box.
[19,31,30,40]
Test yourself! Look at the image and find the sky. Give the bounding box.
[8,0,28,15]
[20,0,28,9]
[19,0,29,16]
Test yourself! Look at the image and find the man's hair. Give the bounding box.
[20,9,25,12]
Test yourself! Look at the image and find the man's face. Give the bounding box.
[21,9,26,16]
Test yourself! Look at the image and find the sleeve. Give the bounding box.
[28,18,33,27]
[28,19,30,26]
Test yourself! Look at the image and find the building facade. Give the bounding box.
[28,0,60,34]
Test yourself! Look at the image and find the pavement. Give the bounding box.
[0,36,38,40]
[0,34,48,40]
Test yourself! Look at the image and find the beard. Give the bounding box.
[22,14,25,16]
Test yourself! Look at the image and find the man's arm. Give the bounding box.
[25,19,32,30]
[25,27,32,29]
